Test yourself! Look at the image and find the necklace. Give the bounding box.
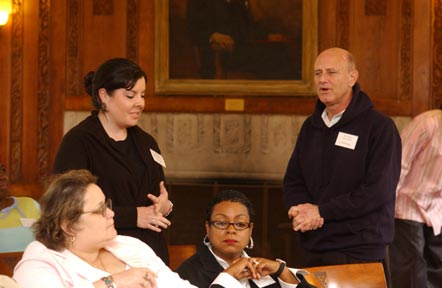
[97,251,108,272]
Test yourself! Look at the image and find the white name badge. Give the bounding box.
[150,149,166,168]
[335,132,358,150]
[20,218,37,228]
[251,275,276,287]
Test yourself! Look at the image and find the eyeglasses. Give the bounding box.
[82,199,112,217]
[209,220,251,231]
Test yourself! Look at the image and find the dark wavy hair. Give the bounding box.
[33,169,98,251]
[205,189,255,223]
[83,58,147,110]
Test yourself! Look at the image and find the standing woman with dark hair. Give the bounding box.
[54,58,173,263]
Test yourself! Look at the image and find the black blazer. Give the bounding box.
[53,111,169,263]
[177,244,315,288]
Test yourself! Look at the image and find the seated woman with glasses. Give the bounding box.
[13,169,200,288]
[176,189,316,288]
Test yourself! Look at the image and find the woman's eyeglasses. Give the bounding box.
[82,199,112,217]
[209,220,251,231]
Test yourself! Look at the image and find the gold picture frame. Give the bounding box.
[154,0,318,96]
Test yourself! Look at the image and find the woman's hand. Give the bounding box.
[136,205,171,232]
[137,181,172,232]
[249,258,280,277]
[97,267,157,288]
[252,258,299,284]
[147,181,171,216]
[224,257,260,280]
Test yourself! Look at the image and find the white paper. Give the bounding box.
[335,131,358,150]
[150,149,166,168]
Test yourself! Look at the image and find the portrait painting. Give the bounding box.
[154,0,318,96]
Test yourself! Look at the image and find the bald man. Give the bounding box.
[282,48,401,282]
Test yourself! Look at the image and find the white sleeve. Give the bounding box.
[210,272,243,288]
[13,260,94,288]
[278,268,309,288]
[155,267,198,287]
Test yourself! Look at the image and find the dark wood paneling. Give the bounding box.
[432,0,442,109]
[0,0,439,207]
[62,0,432,116]
[165,180,305,266]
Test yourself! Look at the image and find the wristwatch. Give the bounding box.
[164,200,174,217]
[272,258,287,278]
[101,276,117,288]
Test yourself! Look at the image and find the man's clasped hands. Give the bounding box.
[288,203,324,232]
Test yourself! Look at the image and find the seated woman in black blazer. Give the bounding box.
[176,189,315,288]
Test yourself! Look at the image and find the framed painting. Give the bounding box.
[154,0,318,96]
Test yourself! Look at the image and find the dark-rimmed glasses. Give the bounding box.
[82,198,112,217]
[209,220,251,231]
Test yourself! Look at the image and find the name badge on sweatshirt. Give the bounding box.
[150,149,166,168]
[335,132,358,150]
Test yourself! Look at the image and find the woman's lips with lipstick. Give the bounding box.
[223,239,238,245]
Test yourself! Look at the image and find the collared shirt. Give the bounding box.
[395,109,442,235]
[321,109,345,127]
[14,235,197,288]
[205,243,303,288]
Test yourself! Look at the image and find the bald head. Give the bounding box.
[313,47,359,115]
[317,48,356,72]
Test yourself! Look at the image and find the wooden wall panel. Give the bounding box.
[432,0,442,109]
[0,0,439,262]
[413,0,431,114]
[166,180,288,261]
[0,10,12,169]
[350,1,402,101]
[21,0,40,182]
[63,0,434,116]
[9,0,25,182]
[83,0,127,71]
[0,0,439,197]
[0,0,64,200]
[48,0,67,168]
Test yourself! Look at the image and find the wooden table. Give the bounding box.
[303,262,387,288]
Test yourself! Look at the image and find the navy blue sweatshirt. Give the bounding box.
[283,84,401,261]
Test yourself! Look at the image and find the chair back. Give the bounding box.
[303,262,387,288]
[0,252,23,277]
[168,245,196,271]
[0,275,20,288]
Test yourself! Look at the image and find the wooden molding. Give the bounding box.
[37,0,51,180]
[126,0,138,62]
[337,0,350,49]
[400,0,412,101]
[10,0,24,182]
[433,0,442,108]
[66,0,82,96]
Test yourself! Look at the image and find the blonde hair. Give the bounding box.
[33,169,97,251]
